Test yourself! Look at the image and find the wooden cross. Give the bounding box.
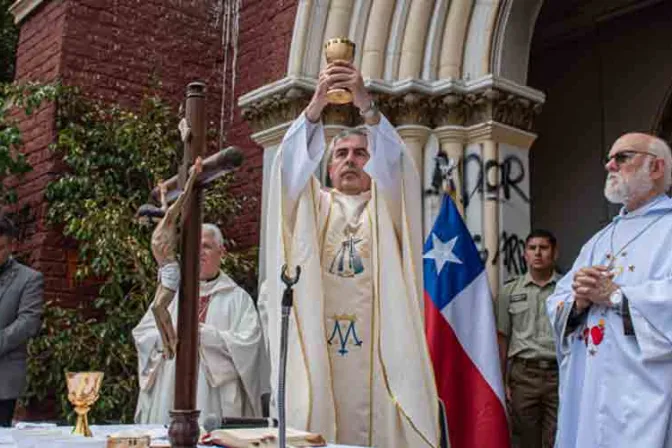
[148,82,242,448]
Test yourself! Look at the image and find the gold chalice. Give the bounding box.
[66,371,104,437]
[324,37,356,104]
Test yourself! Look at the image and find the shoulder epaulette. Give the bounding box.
[503,276,518,285]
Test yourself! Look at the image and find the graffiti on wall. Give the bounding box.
[473,232,527,277]
[425,148,530,280]
[425,152,529,207]
[462,153,529,207]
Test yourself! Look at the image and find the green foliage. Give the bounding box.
[22,87,257,424]
[0,0,19,83]
[0,83,59,211]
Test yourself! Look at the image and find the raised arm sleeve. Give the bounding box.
[281,113,325,204]
[364,114,415,233]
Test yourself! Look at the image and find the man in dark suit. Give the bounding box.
[0,216,43,426]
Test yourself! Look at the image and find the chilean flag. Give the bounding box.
[423,195,510,448]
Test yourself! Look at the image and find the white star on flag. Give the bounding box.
[424,233,463,273]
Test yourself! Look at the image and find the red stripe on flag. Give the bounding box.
[425,291,510,448]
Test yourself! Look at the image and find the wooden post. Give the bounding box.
[133,81,243,447]
[168,81,206,448]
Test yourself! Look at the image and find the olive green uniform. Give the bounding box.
[497,272,560,448]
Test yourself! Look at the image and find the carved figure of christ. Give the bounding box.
[150,156,203,360]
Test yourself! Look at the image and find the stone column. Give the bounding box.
[398,0,434,80]
[360,0,396,79]
[466,121,538,296]
[323,0,354,43]
[439,0,475,78]
[397,125,431,181]
[433,126,467,216]
[482,139,500,297]
[251,122,292,284]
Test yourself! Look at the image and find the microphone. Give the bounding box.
[203,414,220,433]
[278,265,301,448]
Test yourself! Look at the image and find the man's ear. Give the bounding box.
[651,158,666,181]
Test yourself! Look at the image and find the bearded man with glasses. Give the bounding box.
[547,133,672,447]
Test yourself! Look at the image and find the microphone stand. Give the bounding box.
[278,264,300,448]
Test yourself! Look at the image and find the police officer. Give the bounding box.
[497,229,559,448]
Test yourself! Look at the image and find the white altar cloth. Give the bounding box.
[0,424,364,448]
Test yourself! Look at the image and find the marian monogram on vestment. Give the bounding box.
[327,314,363,356]
[325,222,369,278]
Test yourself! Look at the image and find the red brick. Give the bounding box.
[12,0,299,303]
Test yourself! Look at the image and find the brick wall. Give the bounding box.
[215,0,299,248]
[58,0,299,249]
[12,0,299,304]
[11,0,68,304]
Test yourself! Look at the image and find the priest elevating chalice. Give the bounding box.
[323,37,356,104]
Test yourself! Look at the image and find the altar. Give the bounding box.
[0,424,364,448]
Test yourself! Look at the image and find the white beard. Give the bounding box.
[604,164,653,205]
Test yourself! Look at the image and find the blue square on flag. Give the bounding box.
[423,195,485,310]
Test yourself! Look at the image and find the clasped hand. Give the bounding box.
[571,265,618,312]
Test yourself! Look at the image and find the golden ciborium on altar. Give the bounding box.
[324,37,356,104]
[66,371,104,437]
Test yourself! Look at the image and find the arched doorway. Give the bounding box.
[527,0,672,270]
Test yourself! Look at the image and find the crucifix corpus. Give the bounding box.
[144,82,243,448]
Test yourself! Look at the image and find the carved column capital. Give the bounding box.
[322,104,359,127]
[250,122,292,148]
[241,86,311,133]
[239,76,545,135]
[380,92,434,127]
[432,93,471,128]
[467,88,543,131]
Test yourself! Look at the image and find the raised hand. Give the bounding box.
[323,61,371,112]
[305,69,331,122]
[305,61,373,122]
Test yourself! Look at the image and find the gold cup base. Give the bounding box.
[73,411,93,437]
[327,88,352,105]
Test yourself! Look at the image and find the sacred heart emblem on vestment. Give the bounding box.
[583,319,606,355]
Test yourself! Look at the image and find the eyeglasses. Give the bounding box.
[605,150,658,168]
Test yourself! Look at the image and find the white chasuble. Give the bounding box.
[133,271,266,425]
[321,191,374,445]
[261,113,441,448]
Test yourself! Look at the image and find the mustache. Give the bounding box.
[340,161,359,175]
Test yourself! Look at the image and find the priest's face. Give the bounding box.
[604,134,657,206]
[200,230,223,280]
[328,134,372,195]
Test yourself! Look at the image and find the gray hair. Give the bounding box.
[325,128,368,166]
[648,137,672,190]
[202,223,224,247]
